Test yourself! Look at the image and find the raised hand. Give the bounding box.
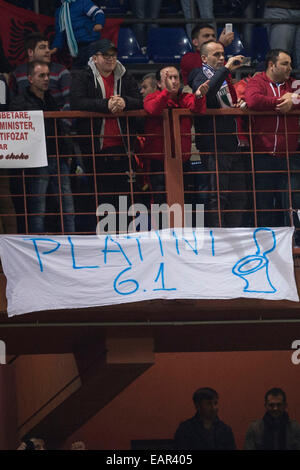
[195,79,210,98]
[225,55,245,71]
[219,28,234,47]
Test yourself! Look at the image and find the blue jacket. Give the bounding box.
[52,0,105,50]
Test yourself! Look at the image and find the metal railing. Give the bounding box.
[1,108,300,251]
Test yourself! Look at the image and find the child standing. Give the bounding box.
[51,0,105,68]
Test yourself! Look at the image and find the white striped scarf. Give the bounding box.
[59,0,78,58]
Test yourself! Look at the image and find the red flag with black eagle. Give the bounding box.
[0,0,123,69]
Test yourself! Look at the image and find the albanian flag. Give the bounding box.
[0,0,123,69]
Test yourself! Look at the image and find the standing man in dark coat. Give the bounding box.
[10,33,73,232]
[70,38,143,232]
[245,48,300,238]
[174,387,236,450]
[189,40,248,227]
[10,60,75,234]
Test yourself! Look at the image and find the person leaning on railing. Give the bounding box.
[9,32,73,233]
[244,48,300,244]
[189,40,249,228]
[70,38,143,233]
[10,60,75,235]
[142,65,208,206]
[139,73,157,100]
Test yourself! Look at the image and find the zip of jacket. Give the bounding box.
[269,81,284,155]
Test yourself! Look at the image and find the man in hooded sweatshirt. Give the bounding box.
[245,48,300,239]
[70,38,143,232]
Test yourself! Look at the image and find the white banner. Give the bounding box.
[0,110,48,168]
[0,227,298,317]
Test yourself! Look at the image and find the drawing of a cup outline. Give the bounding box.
[232,228,277,293]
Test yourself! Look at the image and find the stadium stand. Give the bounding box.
[147,27,192,63]
[117,27,149,64]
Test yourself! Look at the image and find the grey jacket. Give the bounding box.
[244,418,300,450]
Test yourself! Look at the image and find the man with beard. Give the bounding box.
[245,48,300,238]
[244,388,300,450]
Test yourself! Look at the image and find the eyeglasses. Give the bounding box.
[96,53,117,60]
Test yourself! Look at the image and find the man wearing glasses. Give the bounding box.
[244,387,300,450]
[70,38,142,232]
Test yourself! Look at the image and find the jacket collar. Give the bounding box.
[87,58,126,88]
[261,71,290,86]
[25,86,51,102]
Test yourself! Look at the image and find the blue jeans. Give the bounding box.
[26,157,75,233]
[180,0,214,40]
[264,7,300,70]
[130,0,162,47]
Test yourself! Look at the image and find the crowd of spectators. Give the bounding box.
[3,1,300,64]
[2,1,299,454]
[0,1,300,242]
[15,387,300,450]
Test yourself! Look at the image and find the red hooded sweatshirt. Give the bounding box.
[245,71,300,156]
[142,87,206,162]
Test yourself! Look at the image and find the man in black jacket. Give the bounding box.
[70,38,143,232]
[189,40,248,227]
[174,387,236,450]
[10,60,75,234]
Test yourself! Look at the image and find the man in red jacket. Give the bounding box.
[142,66,208,212]
[143,66,208,161]
[245,48,300,236]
